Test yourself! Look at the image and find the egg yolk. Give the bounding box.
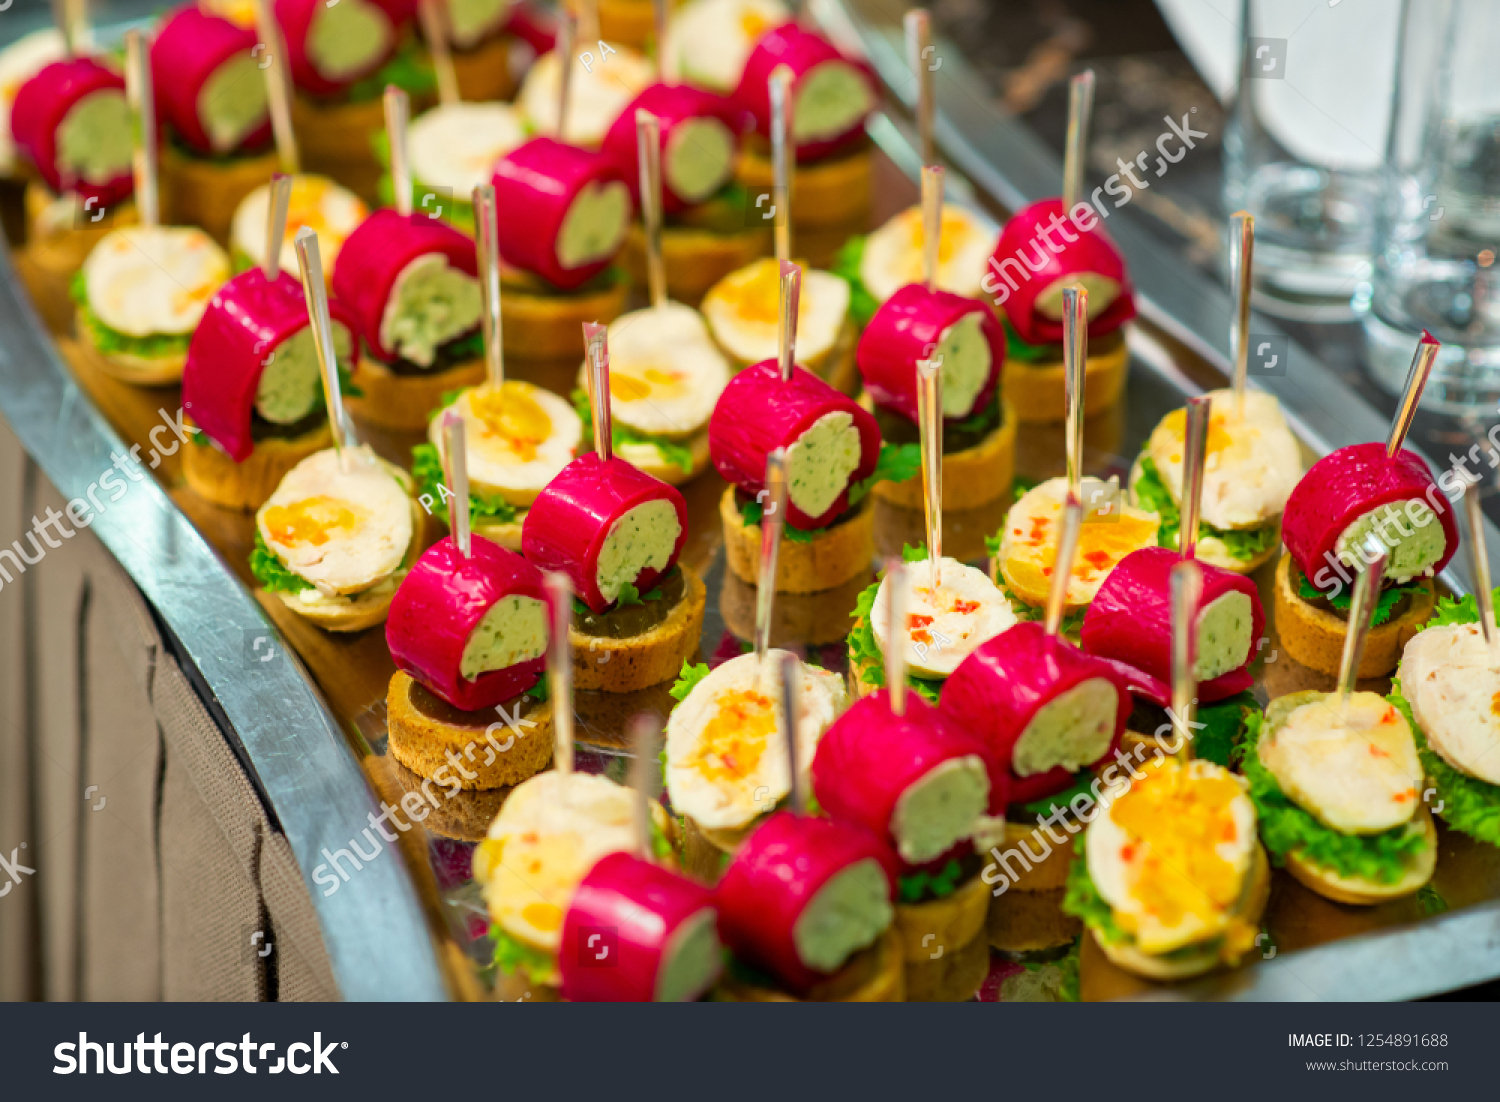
[521,902,563,932]
[897,208,974,280]
[263,495,366,547]
[469,382,552,463]
[1158,407,1251,467]
[610,365,688,401]
[1007,502,1157,594]
[740,11,771,38]
[1110,760,1245,932]
[687,688,775,783]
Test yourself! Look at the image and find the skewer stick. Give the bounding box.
[755,448,789,663]
[778,260,801,381]
[417,0,461,107]
[636,110,667,311]
[1387,331,1441,457]
[904,9,935,167]
[576,0,600,44]
[778,650,805,814]
[1061,70,1094,213]
[384,86,413,218]
[920,164,944,293]
[440,411,472,556]
[916,356,943,592]
[1228,211,1253,415]
[1178,395,1211,562]
[627,713,662,858]
[50,0,82,56]
[262,173,292,281]
[1062,286,1087,503]
[884,559,908,715]
[769,65,794,267]
[1337,536,1389,713]
[556,13,575,142]
[123,30,159,228]
[472,183,504,391]
[253,0,299,173]
[1169,557,1202,759]
[583,321,612,459]
[1044,497,1083,638]
[293,228,352,471]
[545,572,575,777]
[1464,482,1500,667]
[653,0,670,81]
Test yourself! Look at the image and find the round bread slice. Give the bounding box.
[345,355,487,432]
[182,416,333,511]
[893,868,991,964]
[615,430,712,486]
[872,400,1017,511]
[570,562,707,693]
[721,486,874,594]
[74,308,189,386]
[290,94,389,207]
[159,141,280,245]
[713,927,905,1002]
[902,924,991,1003]
[1274,553,1436,678]
[987,885,1080,952]
[1000,328,1129,424]
[498,273,629,361]
[389,756,515,841]
[1094,842,1271,981]
[449,31,517,103]
[736,141,874,229]
[1285,805,1438,906]
[386,669,555,791]
[621,221,771,308]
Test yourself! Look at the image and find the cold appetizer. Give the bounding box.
[517,39,652,148]
[835,203,996,329]
[230,173,368,278]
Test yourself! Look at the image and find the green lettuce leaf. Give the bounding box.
[1297,571,1421,629]
[71,271,192,360]
[346,37,436,103]
[1191,692,1261,770]
[1134,456,1277,564]
[996,582,1085,636]
[1001,318,1057,363]
[1424,588,1500,630]
[410,442,519,527]
[830,235,879,329]
[571,389,695,474]
[1390,678,1500,847]
[849,441,922,505]
[739,499,817,543]
[249,531,313,594]
[1018,771,1097,822]
[897,858,964,904]
[1244,715,1429,882]
[490,926,554,982]
[669,660,712,702]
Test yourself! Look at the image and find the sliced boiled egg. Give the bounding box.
[1400,623,1500,786]
[1258,692,1421,835]
[231,174,368,281]
[1146,388,1302,531]
[434,382,582,506]
[83,226,230,337]
[663,0,789,92]
[870,556,1016,678]
[1087,756,1256,957]
[409,101,525,199]
[577,302,729,439]
[256,446,413,596]
[665,651,848,831]
[859,204,997,303]
[477,771,639,953]
[999,476,1161,608]
[702,258,850,367]
[518,45,653,148]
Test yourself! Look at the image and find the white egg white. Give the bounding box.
[577,302,729,438]
[518,45,653,148]
[702,259,849,367]
[1401,624,1500,786]
[434,382,582,506]
[83,225,229,336]
[231,174,368,280]
[870,556,1016,678]
[257,445,413,596]
[858,204,997,303]
[662,0,789,92]
[665,651,847,831]
[409,101,525,199]
[1145,388,1301,532]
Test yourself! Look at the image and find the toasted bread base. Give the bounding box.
[893,870,992,964]
[1274,554,1436,678]
[903,924,991,1002]
[987,886,1080,952]
[389,756,515,841]
[345,355,487,432]
[386,670,555,790]
[713,927,905,1002]
[736,143,873,229]
[448,32,517,102]
[989,819,1075,892]
[159,142,280,245]
[1093,843,1271,981]
[291,93,393,206]
[1285,806,1437,905]
[621,221,770,308]
[181,416,333,511]
[721,486,874,594]
[74,308,188,386]
[471,517,526,552]
[721,563,869,647]
[570,563,706,692]
[871,402,1017,510]
[499,276,630,361]
[1002,332,1130,423]
[615,430,711,486]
